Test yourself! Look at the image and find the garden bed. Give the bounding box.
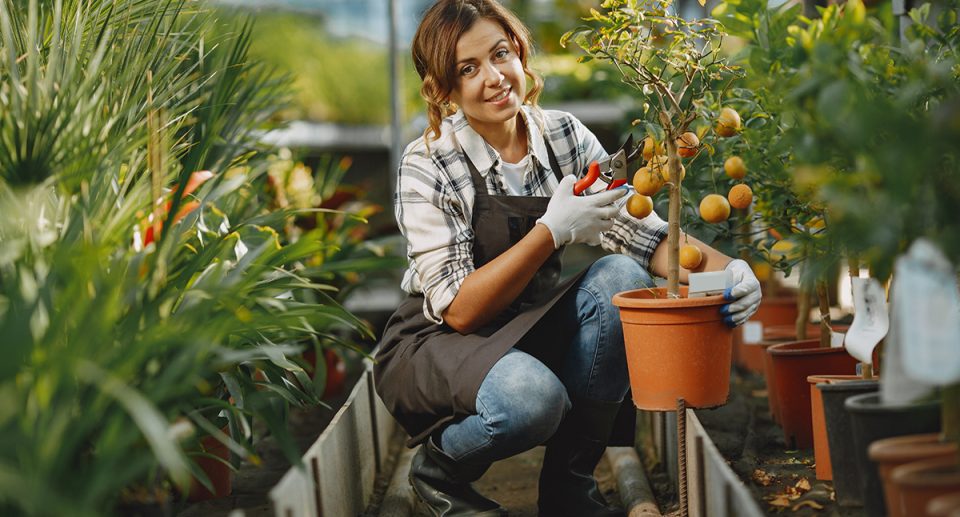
[693,367,865,516]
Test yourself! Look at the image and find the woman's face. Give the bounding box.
[449,18,525,132]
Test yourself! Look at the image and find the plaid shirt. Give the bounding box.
[396,106,668,323]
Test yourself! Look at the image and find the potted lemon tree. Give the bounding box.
[563,0,753,411]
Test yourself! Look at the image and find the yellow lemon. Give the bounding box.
[724,156,746,180]
[679,244,703,270]
[699,194,731,223]
[632,167,664,196]
[626,194,654,219]
[728,184,753,210]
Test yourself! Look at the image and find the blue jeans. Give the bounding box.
[438,254,655,464]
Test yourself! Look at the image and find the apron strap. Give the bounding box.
[465,135,566,196]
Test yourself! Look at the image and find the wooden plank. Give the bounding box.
[686,410,764,517]
[269,465,316,517]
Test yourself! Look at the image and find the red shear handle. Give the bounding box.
[573,162,600,195]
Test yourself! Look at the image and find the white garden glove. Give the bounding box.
[536,175,627,249]
[721,259,762,327]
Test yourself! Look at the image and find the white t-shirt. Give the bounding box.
[499,154,529,195]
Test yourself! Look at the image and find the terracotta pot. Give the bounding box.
[764,323,821,342]
[927,491,960,516]
[303,347,347,398]
[759,324,854,425]
[734,296,799,373]
[845,392,942,516]
[868,434,958,517]
[187,432,233,501]
[768,340,859,449]
[808,374,866,480]
[760,326,811,424]
[613,286,732,410]
[891,456,960,517]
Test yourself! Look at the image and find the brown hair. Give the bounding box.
[412,0,543,142]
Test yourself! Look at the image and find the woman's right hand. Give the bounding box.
[536,175,626,249]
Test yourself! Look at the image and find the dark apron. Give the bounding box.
[374,139,635,447]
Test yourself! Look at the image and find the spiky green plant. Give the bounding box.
[0,0,388,514]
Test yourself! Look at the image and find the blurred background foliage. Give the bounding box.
[213,0,635,125]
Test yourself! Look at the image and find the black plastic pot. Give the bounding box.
[844,392,941,517]
[819,380,879,507]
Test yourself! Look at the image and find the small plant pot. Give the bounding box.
[807,374,866,480]
[613,287,732,410]
[768,340,859,449]
[734,296,799,373]
[820,380,880,506]
[845,392,942,516]
[303,347,348,398]
[187,432,233,502]
[759,325,851,425]
[890,456,960,517]
[868,433,958,517]
[927,491,960,517]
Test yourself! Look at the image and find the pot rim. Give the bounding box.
[612,286,726,309]
[868,433,957,463]
[816,379,880,393]
[768,339,848,356]
[807,374,869,385]
[844,391,941,413]
[890,456,960,487]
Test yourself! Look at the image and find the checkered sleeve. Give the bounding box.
[567,116,669,271]
[395,147,476,324]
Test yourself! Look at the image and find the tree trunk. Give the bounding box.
[796,266,811,340]
[661,115,681,298]
[665,149,682,297]
[943,383,960,459]
[816,279,831,349]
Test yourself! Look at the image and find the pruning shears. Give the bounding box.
[573,134,643,196]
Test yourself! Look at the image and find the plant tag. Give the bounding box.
[742,321,763,344]
[896,239,960,385]
[844,277,888,364]
[688,270,732,298]
[831,331,845,349]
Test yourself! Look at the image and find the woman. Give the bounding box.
[374,1,762,515]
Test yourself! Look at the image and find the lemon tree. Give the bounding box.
[563,0,746,295]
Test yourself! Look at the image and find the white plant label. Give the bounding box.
[831,331,845,349]
[896,239,960,385]
[844,277,888,364]
[742,321,763,344]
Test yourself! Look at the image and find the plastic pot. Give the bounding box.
[927,491,960,517]
[768,340,859,449]
[819,379,880,506]
[613,287,732,410]
[845,392,942,516]
[891,456,960,517]
[868,433,957,517]
[734,296,799,373]
[807,374,866,480]
[187,431,233,501]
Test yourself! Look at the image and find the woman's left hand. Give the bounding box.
[720,259,762,327]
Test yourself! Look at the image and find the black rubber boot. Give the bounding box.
[408,436,506,517]
[537,398,626,517]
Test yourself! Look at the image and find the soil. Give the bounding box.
[680,367,867,516]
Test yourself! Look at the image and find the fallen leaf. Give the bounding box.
[768,495,792,507]
[751,469,774,486]
[792,500,824,511]
[795,478,812,492]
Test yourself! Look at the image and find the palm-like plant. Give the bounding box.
[0,0,383,514]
